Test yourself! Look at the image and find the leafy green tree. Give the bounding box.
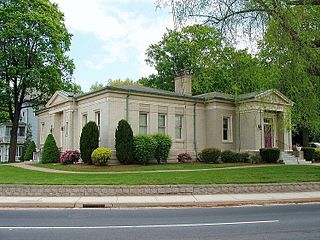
[80,121,99,165]
[139,25,271,95]
[0,112,9,123]
[41,134,60,163]
[23,141,36,161]
[115,119,134,164]
[108,78,138,86]
[90,82,106,92]
[0,0,74,162]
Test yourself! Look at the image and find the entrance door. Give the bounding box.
[264,118,273,148]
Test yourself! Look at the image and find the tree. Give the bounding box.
[139,25,271,95]
[90,82,106,92]
[23,140,36,161]
[115,119,134,164]
[0,0,74,162]
[161,0,319,76]
[0,112,9,123]
[80,121,99,165]
[107,78,137,86]
[41,134,60,163]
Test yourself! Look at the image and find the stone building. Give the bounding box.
[37,74,294,163]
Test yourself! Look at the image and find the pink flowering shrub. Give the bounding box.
[60,150,80,165]
[177,153,192,163]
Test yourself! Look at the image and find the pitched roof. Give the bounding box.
[195,92,234,101]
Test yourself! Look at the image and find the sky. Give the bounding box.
[52,0,174,92]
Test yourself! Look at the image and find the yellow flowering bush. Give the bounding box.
[91,147,112,166]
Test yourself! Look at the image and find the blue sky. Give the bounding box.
[52,0,173,92]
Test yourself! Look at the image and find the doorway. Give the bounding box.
[264,118,273,148]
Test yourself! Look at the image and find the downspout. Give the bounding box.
[235,93,241,152]
[126,90,130,121]
[70,94,75,149]
[193,103,198,160]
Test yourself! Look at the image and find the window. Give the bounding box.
[18,127,25,137]
[158,114,166,134]
[95,111,101,132]
[222,116,232,141]
[16,146,23,158]
[82,114,88,127]
[175,115,183,139]
[139,112,148,134]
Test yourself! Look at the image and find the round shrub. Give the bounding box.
[250,154,261,164]
[80,121,99,165]
[177,153,192,163]
[315,149,320,162]
[42,134,60,163]
[60,150,80,165]
[259,148,280,163]
[24,141,36,161]
[115,119,134,164]
[133,135,157,165]
[199,148,221,163]
[221,150,239,163]
[152,134,172,164]
[301,147,315,161]
[238,152,250,163]
[91,148,112,166]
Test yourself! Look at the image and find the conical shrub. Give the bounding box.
[24,141,36,161]
[80,121,99,165]
[42,134,60,163]
[115,119,133,164]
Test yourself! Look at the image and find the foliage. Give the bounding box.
[91,148,112,166]
[115,120,134,164]
[259,148,280,163]
[199,148,221,163]
[177,153,193,163]
[107,78,138,86]
[60,150,80,165]
[23,141,36,161]
[301,147,315,161]
[139,25,270,95]
[0,112,9,123]
[152,134,172,164]
[41,134,60,164]
[220,150,239,163]
[314,149,320,162]
[238,152,250,163]
[250,154,262,164]
[0,0,74,162]
[80,121,99,165]
[90,82,106,92]
[133,135,157,165]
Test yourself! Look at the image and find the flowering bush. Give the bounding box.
[177,153,192,163]
[60,150,80,165]
[91,148,112,166]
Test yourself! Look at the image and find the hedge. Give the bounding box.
[199,148,221,163]
[42,134,60,164]
[152,134,172,164]
[301,147,315,161]
[221,150,239,163]
[80,121,99,165]
[259,148,280,163]
[133,135,157,165]
[115,119,133,164]
[315,149,320,162]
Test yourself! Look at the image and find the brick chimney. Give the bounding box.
[174,70,192,95]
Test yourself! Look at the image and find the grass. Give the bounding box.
[0,165,319,185]
[33,163,243,172]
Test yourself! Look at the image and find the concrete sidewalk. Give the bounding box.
[0,192,319,208]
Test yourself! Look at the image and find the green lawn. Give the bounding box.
[0,165,319,185]
[33,163,243,172]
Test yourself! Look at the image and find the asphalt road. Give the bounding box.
[0,204,319,240]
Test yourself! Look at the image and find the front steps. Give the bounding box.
[281,151,312,165]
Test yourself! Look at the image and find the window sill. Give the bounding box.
[222,140,233,144]
[175,139,184,143]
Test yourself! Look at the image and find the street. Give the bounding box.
[0,204,319,240]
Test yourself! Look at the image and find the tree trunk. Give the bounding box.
[8,113,20,162]
[302,128,309,147]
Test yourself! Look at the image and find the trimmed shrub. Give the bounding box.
[250,154,261,164]
[315,149,320,162]
[221,150,239,163]
[238,152,250,163]
[177,153,192,163]
[42,134,60,164]
[259,148,280,163]
[23,141,36,161]
[91,148,112,166]
[199,148,221,163]
[301,147,315,161]
[60,150,80,165]
[133,135,157,165]
[115,119,134,164]
[80,121,99,165]
[152,134,172,164]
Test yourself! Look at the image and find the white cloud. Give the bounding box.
[52,0,173,78]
